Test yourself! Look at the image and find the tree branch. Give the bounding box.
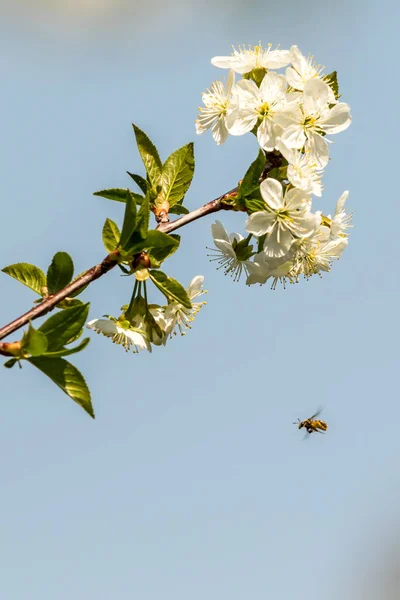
[0,186,237,343]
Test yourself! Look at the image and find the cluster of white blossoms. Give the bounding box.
[197,44,352,288]
[86,276,207,354]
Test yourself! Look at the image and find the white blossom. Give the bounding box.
[196,70,235,144]
[211,44,291,74]
[164,276,207,336]
[292,227,348,278]
[275,78,351,168]
[286,45,336,103]
[330,191,352,238]
[147,306,171,346]
[276,137,323,197]
[208,220,252,281]
[226,72,292,151]
[86,318,151,353]
[245,178,321,258]
[246,251,294,288]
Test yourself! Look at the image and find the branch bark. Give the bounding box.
[0,186,237,344]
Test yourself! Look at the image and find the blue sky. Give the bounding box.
[0,0,398,598]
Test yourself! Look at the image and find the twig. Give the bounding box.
[0,187,237,343]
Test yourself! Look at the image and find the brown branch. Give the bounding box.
[157,186,238,234]
[0,187,237,343]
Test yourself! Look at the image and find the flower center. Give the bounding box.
[258,102,271,118]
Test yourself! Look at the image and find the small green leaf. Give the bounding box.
[127,172,149,194]
[132,124,162,189]
[119,190,137,250]
[239,150,266,198]
[39,303,90,351]
[42,337,90,358]
[147,233,180,265]
[118,264,131,275]
[325,71,340,100]
[102,218,121,253]
[47,252,74,294]
[2,263,46,296]
[28,356,94,418]
[94,188,134,203]
[161,142,195,207]
[126,229,180,258]
[136,195,150,239]
[169,204,189,215]
[267,166,288,181]
[4,358,18,369]
[149,270,191,309]
[22,323,48,356]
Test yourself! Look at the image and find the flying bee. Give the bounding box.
[294,408,328,437]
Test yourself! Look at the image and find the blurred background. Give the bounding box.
[0,0,398,598]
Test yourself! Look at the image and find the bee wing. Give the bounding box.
[309,406,323,420]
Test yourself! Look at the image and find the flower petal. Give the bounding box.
[306,131,329,168]
[188,276,205,299]
[335,191,349,215]
[303,79,330,113]
[264,227,294,258]
[211,56,249,73]
[86,318,118,337]
[260,178,284,210]
[245,211,275,236]
[259,71,286,103]
[260,49,291,69]
[285,66,303,90]
[211,220,229,242]
[226,109,257,136]
[322,102,352,134]
[257,119,278,152]
[279,123,306,149]
[211,118,228,145]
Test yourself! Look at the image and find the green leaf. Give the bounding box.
[126,229,180,258]
[118,264,131,275]
[22,323,48,356]
[119,190,137,250]
[4,358,18,369]
[102,218,121,253]
[127,172,149,194]
[147,233,180,265]
[325,71,340,100]
[233,236,254,261]
[169,204,189,215]
[42,337,90,358]
[136,195,150,239]
[239,150,266,198]
[132,124,162,189]
[47,252,74,294]
[39,303,90,351]
[28,356,94,418]
[161,142,195,207]
[149,270,191,309]
[94,188,133,203]
[2,263,46,296]
[267,166,288,181]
